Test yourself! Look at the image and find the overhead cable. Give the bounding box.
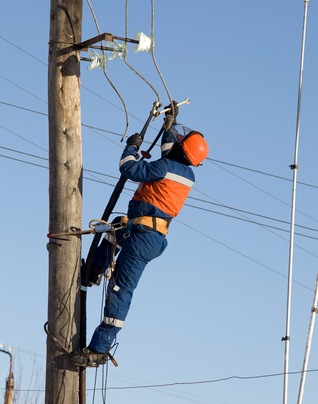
[123,0,160,102]
[86,0,129,139]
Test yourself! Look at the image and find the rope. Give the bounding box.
[86,0,129,139]
[87,220,120,402]
[91,278,108,404]
[100,279,108,403]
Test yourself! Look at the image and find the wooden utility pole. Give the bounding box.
[46,0,83,403]
[0,349,14,404]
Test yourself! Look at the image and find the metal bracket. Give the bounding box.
[75,32,139,52]
[52,32,140,57]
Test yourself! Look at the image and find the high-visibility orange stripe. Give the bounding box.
[132,176,192,217]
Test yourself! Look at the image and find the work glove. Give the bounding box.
[126,133,143,151]
[164,100,178,124]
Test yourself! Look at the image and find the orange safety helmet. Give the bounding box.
[180,131,209,167]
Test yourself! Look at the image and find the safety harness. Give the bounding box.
[120,215,170,235]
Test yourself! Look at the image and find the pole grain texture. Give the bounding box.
[46,0,83,402]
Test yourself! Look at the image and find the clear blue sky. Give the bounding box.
[1,1,318,403]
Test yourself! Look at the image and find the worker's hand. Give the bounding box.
[126,133,143,150]
[164,100,178,123]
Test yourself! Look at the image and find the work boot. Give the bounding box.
[69,347,108,367]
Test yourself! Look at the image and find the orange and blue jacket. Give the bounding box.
[119,130,195,221]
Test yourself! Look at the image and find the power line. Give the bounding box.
[189,196,318,234]
[1,124,47,152]
[208,157,318,190]
[3,148,318,276]
[0,145,47,161]
[3,85,315,235]
[0,101,47,116]
[0,74,47,104]
[3,145,318,278]
[1,34,317,193]
[0,148,119,187]
[0,154,48,170]
[206,158,318,225]
[1,34,317,399]
[0,31,160,130]
[1,145,318,241]
[175,217,314,291]
[0,100,153,141]
[105,369,318,391]
[1,36,318,289]
[0,35,47,65]
[207,157,318,190]
[2,100,318,193]
[185,202,318,241]
[3,368,318,393]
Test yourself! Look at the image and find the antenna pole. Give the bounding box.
[297,274,318,404]
[283,1,309,403]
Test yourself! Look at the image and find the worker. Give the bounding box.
[69,105,209,367]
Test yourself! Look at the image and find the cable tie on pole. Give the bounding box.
[289,164,298,170]
[282,336,290,342]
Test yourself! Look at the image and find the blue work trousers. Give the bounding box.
[89,225,167,353]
